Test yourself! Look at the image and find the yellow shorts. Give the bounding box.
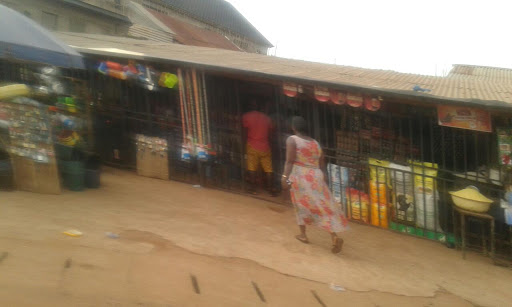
[246,145,273,173]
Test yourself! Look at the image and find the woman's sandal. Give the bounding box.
[295,235,309,244]
[331,237,344,254]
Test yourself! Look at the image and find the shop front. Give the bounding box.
[271,81,512,261]
[56,37,512,261]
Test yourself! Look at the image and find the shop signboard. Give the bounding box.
[314,86,330,102]
[437,105,491,132]
[497,128,512,165]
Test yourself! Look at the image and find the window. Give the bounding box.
[70,19,86,33]
[42,12,58,31]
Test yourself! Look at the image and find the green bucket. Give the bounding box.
[60,161,85,191]
[55,143,74,161]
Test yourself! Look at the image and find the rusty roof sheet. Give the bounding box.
[148,9,240,51]
[161,0,272,47]
[449,65,512,82]
[128,24,175,43]
[56,32,512,108]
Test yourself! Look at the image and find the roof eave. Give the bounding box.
[74,47,512,112]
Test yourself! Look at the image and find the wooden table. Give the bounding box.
[453,206,495,260]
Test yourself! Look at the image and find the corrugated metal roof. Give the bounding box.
[148,9,240,51]
[127,1,175,34]
[449,64,512,82]
[60,0,132,24]
[160,0,272,47]
[56,32,512,108]
[128,24,175,43]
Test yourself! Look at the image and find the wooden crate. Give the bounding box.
[12,156,61,194]
[136,135,169,180]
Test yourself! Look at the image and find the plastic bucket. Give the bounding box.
[85,169,100,189]
[55,143,74,160]
[60,161,85,191]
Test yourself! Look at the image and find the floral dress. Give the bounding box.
[289,135,348,233]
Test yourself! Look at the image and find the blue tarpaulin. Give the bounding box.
[0,4,84,69]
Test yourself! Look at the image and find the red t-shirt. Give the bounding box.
[243,111,272,152]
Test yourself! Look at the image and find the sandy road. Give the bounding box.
[0,168,509,306]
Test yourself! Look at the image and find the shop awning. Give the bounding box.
[0,5,85,69]
[56,32,512,109]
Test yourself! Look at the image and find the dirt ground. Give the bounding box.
[0,168,511,306]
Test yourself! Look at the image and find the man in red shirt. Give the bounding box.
[243,99,276,195]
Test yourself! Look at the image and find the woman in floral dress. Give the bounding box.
[281,116,348,253]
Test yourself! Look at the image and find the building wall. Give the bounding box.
[0,0,129,35]
[134,0,268,54]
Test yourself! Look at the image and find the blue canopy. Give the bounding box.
[0,4,84,69]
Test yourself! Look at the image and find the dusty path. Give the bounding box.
[0,168,510,306]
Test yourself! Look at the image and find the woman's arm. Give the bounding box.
[281,136,296,189]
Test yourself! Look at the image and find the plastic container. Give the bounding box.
[0,84,30,100]
[85,169,100,189]
[370,181,387,204]
[55,143,74,160]
[371,202,388,228]
[449,186,493,213]
[60,161,85,191]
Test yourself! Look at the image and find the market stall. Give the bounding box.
[273,80,512,259]
[0,5,94,193]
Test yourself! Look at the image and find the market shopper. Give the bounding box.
[281,116,348,254]
[243,98,276,196]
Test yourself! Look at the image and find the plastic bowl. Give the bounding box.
[450,194,492,213]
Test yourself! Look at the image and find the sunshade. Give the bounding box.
[0,4,84,69]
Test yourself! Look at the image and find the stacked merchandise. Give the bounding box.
[413,162,441,234]
[346,188,369,223]
[389,163,415,233]
[0,85,60,194]
[2,97,53,163]
[369,158,389,228]
[135,134,169,180]
[328,163,349,213]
